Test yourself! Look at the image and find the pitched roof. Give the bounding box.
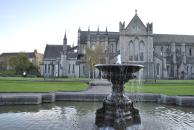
[124,14,147,35]
[79,31,119,44]
[153,34,194,44]
[43,44,75,59]
[126,14,146,29]
[0,52,35,58]
[44,45,63,59]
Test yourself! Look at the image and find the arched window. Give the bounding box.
[72,64,75,73]
[167,65,170,76]
[129,40,134,61]
[187,66,189,73]
[44,64,47,73]
[189,48,192,56]
[139,40,145,61]
[157,63,160,75]
[68,64,71,74]
[48,65,50,73]
[134,38,139,61]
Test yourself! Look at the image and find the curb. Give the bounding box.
[0,93,194,107]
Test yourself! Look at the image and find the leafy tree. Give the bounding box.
[9,53,31,75]
[0,56,9,70]
[85,43,105,79]
[27,63,40,76]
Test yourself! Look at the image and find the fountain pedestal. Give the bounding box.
[95,64,143,129]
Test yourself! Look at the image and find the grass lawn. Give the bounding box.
[0,77,90,81]
[144,79,194,83]
[0,78,88,92]
[125,80,194,96]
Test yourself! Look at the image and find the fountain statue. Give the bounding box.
[95,63,144,129]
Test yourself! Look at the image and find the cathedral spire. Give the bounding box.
[63,31,67,45]
[63,31,67,53]
[97,26,99,34]
[88,26,90,32]
[78,27,81,32]
[64,31,67,40]
[135,9,138,15]
[105,26,108,35]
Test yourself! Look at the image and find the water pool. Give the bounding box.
[0,102,193,130]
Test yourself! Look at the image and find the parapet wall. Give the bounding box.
[0,93,194,107]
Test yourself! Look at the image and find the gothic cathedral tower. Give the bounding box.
[61,32,68,76]
[119,11,154,78]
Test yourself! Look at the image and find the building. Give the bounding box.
[41,33,80,77]
[42,12,194,79]
[0,50,43,71]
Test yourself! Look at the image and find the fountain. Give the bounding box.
[95,63,144,129]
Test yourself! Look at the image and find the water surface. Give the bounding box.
[0,102,193,130]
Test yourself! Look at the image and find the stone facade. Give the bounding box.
[41,13,194,79]
[0,50,43,71]
[119,14,154,79]
[41,33,81,78]
[153,34,194,79]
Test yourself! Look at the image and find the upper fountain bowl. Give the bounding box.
[95,64,144,83]
[95,64,144,73]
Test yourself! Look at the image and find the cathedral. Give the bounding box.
[41,12,194,79]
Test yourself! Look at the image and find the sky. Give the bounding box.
[0,0,194,54]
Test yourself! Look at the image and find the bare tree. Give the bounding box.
[85,43,105,79]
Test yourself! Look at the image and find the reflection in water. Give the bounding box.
[95,104,141,130]
[0,102,99,130]
[95,114,141,130]
[0,102,193,130]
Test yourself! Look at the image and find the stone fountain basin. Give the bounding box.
[95,64,144,84]
[95,64,144,73]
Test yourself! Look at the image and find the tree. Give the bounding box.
[27,63,40,76]
[9,53,31,75]
[85,43,105,79]
[0,56,9,70]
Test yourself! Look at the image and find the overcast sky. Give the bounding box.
[0,0,194,54]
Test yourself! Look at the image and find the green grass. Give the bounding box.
[144,79,194,83]
[125,80,194,96]
[0,77,90,81]
[0,78,88,92]
[1,77,194,95]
